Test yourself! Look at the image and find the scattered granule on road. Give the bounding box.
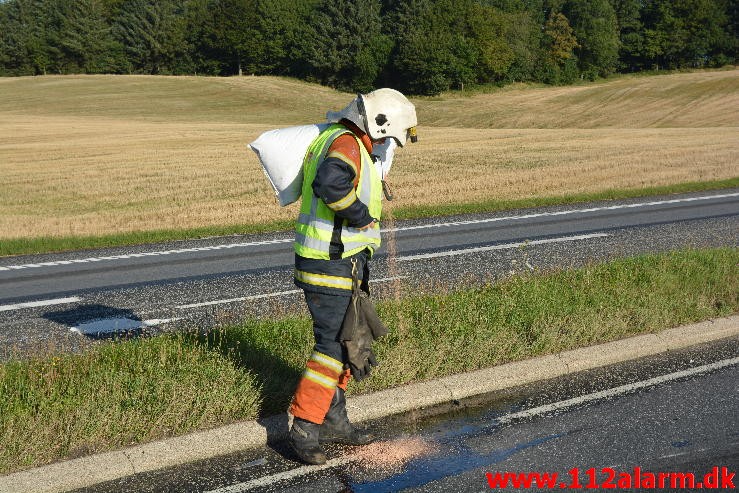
[350,437,437,470]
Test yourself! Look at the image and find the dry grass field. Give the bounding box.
[0,70,737,241]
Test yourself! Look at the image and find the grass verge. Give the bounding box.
[2,178,737,257]
[1,247,737,474]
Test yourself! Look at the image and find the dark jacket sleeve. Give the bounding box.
[313,157,375,228]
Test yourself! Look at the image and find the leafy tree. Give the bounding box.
[544,12,578,64]
[564,0,620,79]
[683,0,732,67]
[641,0,734,69]
[499,9,542,82]
[609,0,643,71]
[180,0,221,75]
[0,3,12,74]
[388,0,490,94]
[467,3,515,82]
[536,11,579,83]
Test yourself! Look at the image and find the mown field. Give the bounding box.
[0,70,737,249]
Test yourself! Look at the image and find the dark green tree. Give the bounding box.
[499,8,542,82]
[202,0,259,76]
[51,0,125,73]
[608,0,644,71]
[180,0,221,75]
[0,3,12,74]
[0,0,53,75]
[684,0,733,67]
[468,2,515,82]
[388,0,489,94]
[301,0,390,92]
[248,0,318,76]
[112,0,191,74]
[564,0,620,79]
[647,0,734,68]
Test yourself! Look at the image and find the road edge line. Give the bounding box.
[1,315,737,493]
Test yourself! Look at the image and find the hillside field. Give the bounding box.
[0,70,737,242]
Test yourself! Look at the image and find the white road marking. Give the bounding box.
[396,233,609,262]
[494,356,739,425]
[205,356,739,492]
[208,457,355,493]
[0,238,293,271]
[175,290,302,309]
[0,193,735,273]
[175,276,407,310]
[385,192,739,234]
[0,296,81,312]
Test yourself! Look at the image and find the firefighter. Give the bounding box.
[289,88,418,465]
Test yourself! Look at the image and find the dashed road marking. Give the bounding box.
[390,192,739,233]
[175,276,407,310]
[0,297,81,312]
[396,233,609,262]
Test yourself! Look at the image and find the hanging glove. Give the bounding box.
[340,260,388,381]
[345,344,378,382]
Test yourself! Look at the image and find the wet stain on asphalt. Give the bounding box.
[346,432,565,493]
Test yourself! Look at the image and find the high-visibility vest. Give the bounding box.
[294,124,382,260]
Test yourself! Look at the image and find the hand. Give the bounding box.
[358,220,376,230]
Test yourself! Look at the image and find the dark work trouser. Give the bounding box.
[290,251,371,424]
[290,291,353,424]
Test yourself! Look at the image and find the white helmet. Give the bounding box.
[326,88,418,147]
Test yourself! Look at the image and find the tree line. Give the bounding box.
[0,0,735,95]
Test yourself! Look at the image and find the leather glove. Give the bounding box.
[340,284,387,381]
[344,344,378,382]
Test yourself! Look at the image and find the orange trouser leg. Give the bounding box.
[290,352,343,424]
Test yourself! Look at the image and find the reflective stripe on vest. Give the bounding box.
[294,124,382,260]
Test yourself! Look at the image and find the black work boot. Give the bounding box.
[289,418,327,465]
[320,388,374,445]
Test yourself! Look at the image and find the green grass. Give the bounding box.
[2,178,737,257]
[0,334,260,472]
[1,247,736,474]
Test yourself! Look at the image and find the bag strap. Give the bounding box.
[350,258,360,292]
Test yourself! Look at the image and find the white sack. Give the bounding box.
[248,123,330,206]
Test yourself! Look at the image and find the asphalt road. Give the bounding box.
[1,189,737,354]
[71,336,739,493]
